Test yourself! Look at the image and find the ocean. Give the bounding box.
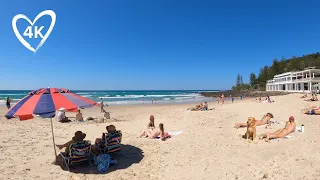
[0,90,218,106]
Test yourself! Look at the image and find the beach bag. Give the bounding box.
[95,154,118,173]
[95,154,111,173]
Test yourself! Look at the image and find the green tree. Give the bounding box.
[236,73,241,86]
[249,73,256,86]
[251,52,320,91]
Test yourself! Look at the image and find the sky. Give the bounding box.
[0,0,320,90]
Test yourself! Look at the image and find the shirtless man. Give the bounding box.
[260,116,296,142]
[234,113,274,129]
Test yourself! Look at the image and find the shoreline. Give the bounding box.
[1,93,319,180]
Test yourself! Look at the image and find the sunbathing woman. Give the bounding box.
[139,123,169,140]
[234,113,274,129]
[304,109,320,115]
[138,115,156,137]
[147,115,155,129]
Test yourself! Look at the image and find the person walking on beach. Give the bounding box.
[100,98,104,113]
[217,96,220,104]
[6,97,11,109]
[222,94,225,104]
[231,96,235,103]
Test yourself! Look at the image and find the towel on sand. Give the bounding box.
[155,131,183,140]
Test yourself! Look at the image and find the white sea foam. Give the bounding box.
[0,93,24,96]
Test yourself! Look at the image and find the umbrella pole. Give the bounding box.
[50,118,58,160]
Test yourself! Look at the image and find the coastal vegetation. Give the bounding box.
[233,52,320,91]
[202,52,320,98]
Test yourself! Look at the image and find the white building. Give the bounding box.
[266,67,320,92]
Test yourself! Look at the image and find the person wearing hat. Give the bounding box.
[260,116,296,142]
[57,108,70,123]
[56,131,87,154]
[94,124,122,154]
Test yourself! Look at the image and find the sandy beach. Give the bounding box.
[1,94,320,180]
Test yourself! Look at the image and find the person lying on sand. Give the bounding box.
[304,109,320,115]
[56,131,87,154]
[139,123,170,141]
[259,116,296,142]
[300,94,308,98]
[187,105,201,111]
[234,113,274,129]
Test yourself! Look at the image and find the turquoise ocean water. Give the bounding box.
[0,90,218,106]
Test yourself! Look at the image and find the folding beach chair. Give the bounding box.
[104,131,124,156]
[96,131,124,156]
[60,140,93,171]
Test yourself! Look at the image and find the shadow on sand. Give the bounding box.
[55,144,144,174]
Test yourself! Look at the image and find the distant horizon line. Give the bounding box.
[0,89,224,91]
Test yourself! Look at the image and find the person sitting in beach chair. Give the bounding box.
[234,113,274,129]
[57,131,93,170]
[259,116,296,142]
[95,125,122,154]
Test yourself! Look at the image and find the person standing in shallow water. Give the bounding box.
[6,97,11,109]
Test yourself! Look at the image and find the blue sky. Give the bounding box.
[0,0,320,90]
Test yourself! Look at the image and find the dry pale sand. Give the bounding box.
[1,94,320,180]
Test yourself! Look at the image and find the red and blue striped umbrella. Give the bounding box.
[5,88,98,120]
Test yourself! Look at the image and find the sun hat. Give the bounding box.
[72,131,86,142]
[58,107,66,111]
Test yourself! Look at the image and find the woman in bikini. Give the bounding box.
[234,113,274,129]
[138,115,156,137]
[139,123,169,140]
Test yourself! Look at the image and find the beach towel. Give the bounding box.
[271,119,284,124]
[155,131,183,140]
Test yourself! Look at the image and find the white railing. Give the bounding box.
[267,77,320,85]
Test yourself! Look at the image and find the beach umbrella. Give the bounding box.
[5,88,99,159]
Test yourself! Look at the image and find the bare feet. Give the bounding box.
[56,144,64,149]
[259,133,266,140]
[265,132,270,142]
[234,124,240,129]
